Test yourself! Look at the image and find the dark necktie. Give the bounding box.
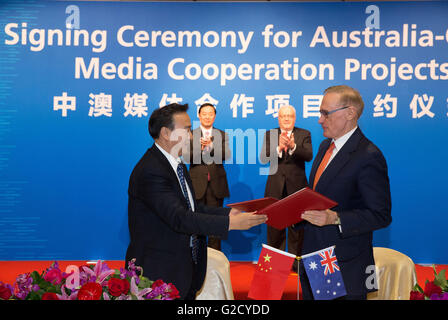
[176,162,199,264]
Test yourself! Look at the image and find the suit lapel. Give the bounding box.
[151,145,179,182]
[151,145,193,207]
[196,127,203,137]
[314,128,364,193]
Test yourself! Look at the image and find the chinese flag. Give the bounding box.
[248,244,296,300]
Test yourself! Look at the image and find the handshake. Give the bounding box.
[228,208,267,231]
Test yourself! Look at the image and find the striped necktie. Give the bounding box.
[176,162,199,264]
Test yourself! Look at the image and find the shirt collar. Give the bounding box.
[332,126,358,152]
[155,143,182,171]
[280,128,293,136]
[200,125,213,135]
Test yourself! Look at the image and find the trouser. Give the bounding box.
[184,257,202,300]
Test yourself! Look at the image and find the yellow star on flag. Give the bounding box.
[263,254,272,262]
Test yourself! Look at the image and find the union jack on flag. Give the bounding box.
[301,246,347,300]
[319,246,340,275]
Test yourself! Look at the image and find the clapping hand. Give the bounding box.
[200,136,213,151]
[279,132,295,152]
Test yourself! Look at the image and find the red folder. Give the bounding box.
[227,187,337,230]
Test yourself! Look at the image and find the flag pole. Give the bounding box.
[294,245,337,300]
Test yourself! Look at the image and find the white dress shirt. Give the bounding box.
[155,143,195,211]
[323,126,358,170]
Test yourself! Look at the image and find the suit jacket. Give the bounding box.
[184,127,230,200]
[260,127,313,198]
[125,145,231,299]
[300,127,392,297]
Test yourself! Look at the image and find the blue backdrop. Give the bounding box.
[0,1,447,263]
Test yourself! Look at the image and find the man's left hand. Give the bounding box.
[301,209,338,226]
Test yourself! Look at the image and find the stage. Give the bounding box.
[0,260,446,300]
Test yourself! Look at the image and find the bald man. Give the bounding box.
[260,105,313,270]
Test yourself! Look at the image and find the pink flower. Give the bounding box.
[81,260,115,285]
[44,268,63,285]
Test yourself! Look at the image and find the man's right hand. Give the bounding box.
[279,132,289,152]
[228,209,268,230]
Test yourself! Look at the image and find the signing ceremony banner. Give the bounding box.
[0,1,447,263]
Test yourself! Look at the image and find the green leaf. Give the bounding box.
[30,271,42,282]
[412,283,424,293]
[46,286,59,294]
[38,279,51,290]
[434,269,448,289]
[26,291,42,300]
[138,277,152,289]
[433,264,438,276]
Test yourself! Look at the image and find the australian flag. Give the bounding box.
[302,246,347,300]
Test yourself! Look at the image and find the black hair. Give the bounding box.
[148,103,189,139]
[198,103,216,115]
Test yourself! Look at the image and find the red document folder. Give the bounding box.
[227,187,337,230]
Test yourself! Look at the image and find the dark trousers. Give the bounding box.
[197,182,223,251]
[266,185,304,271]
[184,257,202,300]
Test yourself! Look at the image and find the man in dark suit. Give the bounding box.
[184,103,231,251]
[125,103,267,300]
[299,85,392,300]
[260,105,313,268]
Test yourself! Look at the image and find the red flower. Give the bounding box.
[167,283,180,299]
[44,268,63,285]
[77,282,103,300]
[424,281,442,298]
[0,283,12,300]
[42,292,59,300]
[151,279,164,289]
[107,278,130,297]
[410,291,425,300]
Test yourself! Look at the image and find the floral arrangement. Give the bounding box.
[0,259,179,300]
[410,265,448,300]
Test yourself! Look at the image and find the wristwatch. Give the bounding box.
[333,213,341,225]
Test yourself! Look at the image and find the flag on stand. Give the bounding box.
[248,244,296,300]
[301,246,347,300]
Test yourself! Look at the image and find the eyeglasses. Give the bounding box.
[278,114,295,119]
[319,106,349,118]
